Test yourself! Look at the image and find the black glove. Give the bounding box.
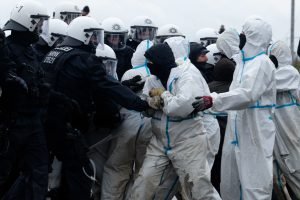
[192,96,213,113]
[5,73,28,92]
[122,75,145,92]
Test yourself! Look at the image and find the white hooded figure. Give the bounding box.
[166,37,220,170]
[268,40,300,199]
[210,18,276,200]
[149,36,221,200]
[101,40,153,200]
[129,37,221,200]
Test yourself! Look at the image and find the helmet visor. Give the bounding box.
[104,33,127,50]
[133,27,157,41]
[61,12,81,24]
[87,29,104,50]
[103,59,118,80]
[154,35,172,44]
[30,14,49,33]
[39,18,49,38]
[200,38,217,47]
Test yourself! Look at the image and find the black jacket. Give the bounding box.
[33,37,52,62]
[1,33,44,114]
[189,42,214,83]
[208,57,235,94]
[126,38,140,50]
[41,44,148,131]
[115,46,134,80]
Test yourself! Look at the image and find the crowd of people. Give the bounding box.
[0,0,299,200]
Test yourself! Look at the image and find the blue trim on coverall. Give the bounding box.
[232,51,267,146]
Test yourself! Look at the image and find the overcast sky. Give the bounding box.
[1,0,299,50]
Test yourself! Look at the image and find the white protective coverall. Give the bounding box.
[269,40,300,199]
[101,40,153,200]
[165,36,220,169]
[129,37,221,200]
[212,19,276,200]
[147,37,221,200]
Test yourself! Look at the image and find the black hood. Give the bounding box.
[144,43,177,86]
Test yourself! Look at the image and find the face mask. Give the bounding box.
[269,55,278,68]
[147,62,171,86]
[239,33,246,50]
[146,63,160,76]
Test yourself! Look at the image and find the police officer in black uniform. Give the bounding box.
[126,16,158,50]
[0,1,50,199]
[101,17,135,80]
[41,16,149,200]
[33,19,68,62]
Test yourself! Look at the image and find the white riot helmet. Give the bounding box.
[206,44,222,65]
[102,17,128,50]
[96,44,118,80]
[67,16,104,50]
[41,19,68,47]
[155,24,185,44]
[193,28,219,47]
[3,0,49,33]
[53,1,81,24]
[130,16,157,42]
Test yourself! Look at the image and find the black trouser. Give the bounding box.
[211,116,227,193]
[0,114,48,200]
[58,149,92,200]
[45,107,92,200]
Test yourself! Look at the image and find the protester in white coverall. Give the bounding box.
[147,37,221,200]
[101,40,153,200]
[129,41,221,199]
[268,40,300,199]
[165,37,220,169]
[165,37,220,170]
[193,17,276,200]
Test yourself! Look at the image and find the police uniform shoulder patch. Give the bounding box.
[42,47,73,64]
[55,46,74,52]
